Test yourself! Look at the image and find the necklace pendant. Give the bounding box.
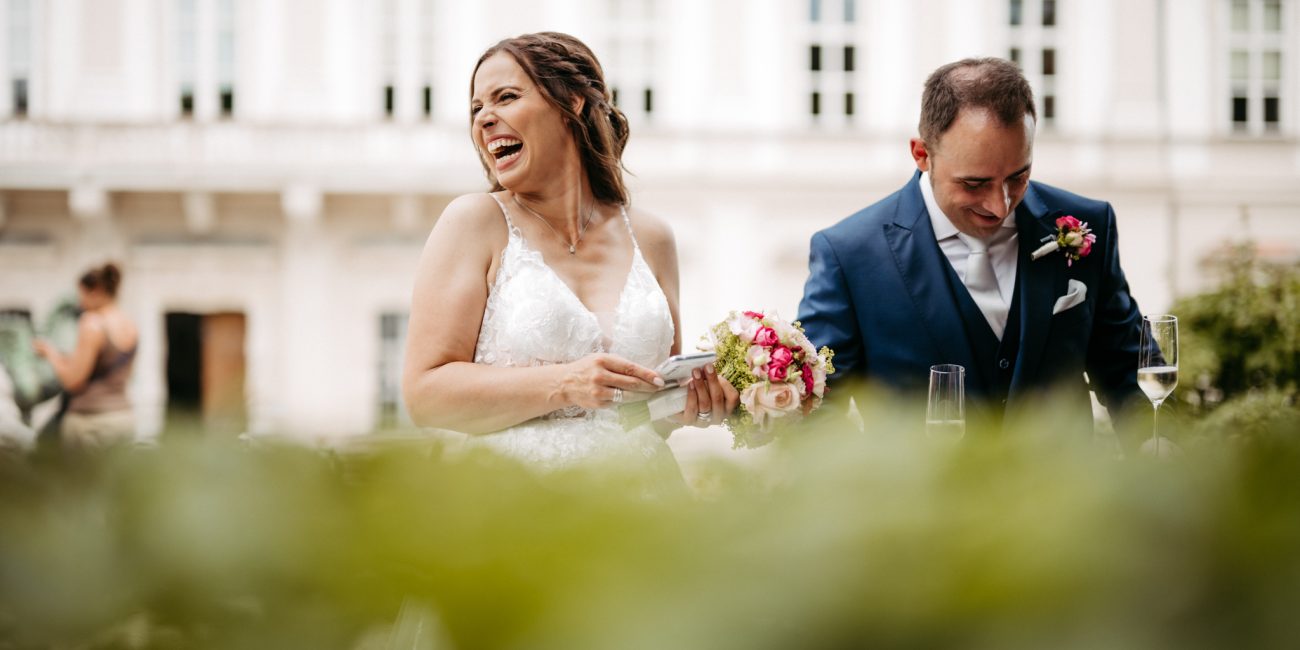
[568,244,576,254]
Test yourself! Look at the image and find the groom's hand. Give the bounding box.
[560,353,665,410]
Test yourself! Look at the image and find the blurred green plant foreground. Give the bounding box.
[1,246,1298,650]
[1,410,1299,650]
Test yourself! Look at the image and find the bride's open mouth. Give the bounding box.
[487,137,524,170]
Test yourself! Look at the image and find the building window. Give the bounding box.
[604,0,658,124]
[810,0,821,22]
[216,0,235,118]
[1226,0,1289,134]
[1233,96,1249,124]
[175,0,196,118]
[1264,0,1282,30]
[1008,0,1059,128]
[807,1,858,126]
[420,0,435,119]
[377,312,409,430]
[9,0,32,117]
[381,0,397,118]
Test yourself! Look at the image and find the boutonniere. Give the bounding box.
[1031,215,1096,266]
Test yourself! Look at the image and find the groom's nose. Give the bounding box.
[981,183,1014,219]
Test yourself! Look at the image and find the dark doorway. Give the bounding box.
[165,311,246,435]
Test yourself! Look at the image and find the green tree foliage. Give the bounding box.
[1171,245,1300,426]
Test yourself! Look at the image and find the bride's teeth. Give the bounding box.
[487,138,520,154]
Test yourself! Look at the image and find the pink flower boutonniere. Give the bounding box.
[1031,215,1097,267]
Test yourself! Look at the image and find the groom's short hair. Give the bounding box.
[919,58,1036,147]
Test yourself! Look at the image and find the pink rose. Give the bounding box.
[1079,233,1096,258]
[768,364,788,382]
[753,327,779,347]
[743,311,765,320]
[1056,215,1081,230]
[801,363,815,396]
[740,382,801,430]
[770,345,793,369]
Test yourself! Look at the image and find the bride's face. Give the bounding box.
[471,52,574,191]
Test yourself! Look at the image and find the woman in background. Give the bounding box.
[34,262,138,448]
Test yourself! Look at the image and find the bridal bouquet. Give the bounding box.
[704,310,835,448]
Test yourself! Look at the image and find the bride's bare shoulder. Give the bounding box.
[436,192,509,230]
[625,205,677,253]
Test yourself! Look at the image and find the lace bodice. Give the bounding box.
[473,193,675,403]
[466,194,681,483]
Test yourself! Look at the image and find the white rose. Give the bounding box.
[740,382,801,431]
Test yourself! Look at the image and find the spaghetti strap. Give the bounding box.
[487,193,520,235]
[618,204,641,252]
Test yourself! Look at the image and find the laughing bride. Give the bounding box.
[402,33,737,483]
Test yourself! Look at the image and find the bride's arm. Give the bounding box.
[402,195,661,434]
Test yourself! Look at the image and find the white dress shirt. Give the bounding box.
[919,172,1019,307]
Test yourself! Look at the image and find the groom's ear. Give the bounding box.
[909,138,932,173]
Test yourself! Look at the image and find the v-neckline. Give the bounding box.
[512,229,640,348]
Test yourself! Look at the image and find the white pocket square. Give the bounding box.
[1053,279,1088,315]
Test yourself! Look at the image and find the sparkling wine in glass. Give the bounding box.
[1138,315,1178,455]
[926,364,966,442]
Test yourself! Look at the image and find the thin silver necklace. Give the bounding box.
[512,192,595,255]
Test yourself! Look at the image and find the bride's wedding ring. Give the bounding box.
[612,388,624,403]
[696,411,712,422]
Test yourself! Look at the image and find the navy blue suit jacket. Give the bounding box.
[797,172,1144,424]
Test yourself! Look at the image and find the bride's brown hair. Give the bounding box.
[471,32,630,205]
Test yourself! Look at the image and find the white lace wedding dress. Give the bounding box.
[467,193,683,484]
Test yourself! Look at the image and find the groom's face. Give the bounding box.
[910,108,1035,240]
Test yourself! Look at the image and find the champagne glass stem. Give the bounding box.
[1152,400,1161,455]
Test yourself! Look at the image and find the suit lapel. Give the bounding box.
[1011,184,1065,393]
[882,173,980,381]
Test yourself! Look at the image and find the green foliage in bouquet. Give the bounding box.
[706,315,835,449]
[1171,244,1300,411]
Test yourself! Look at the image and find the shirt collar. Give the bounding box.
[920,171,1018,245]
[920,171,959,242]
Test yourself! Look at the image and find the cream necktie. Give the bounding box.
[962,235,1008,340]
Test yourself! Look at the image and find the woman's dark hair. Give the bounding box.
[470,32,630,205]
[919,57,1036,148]
[80,262,122,298]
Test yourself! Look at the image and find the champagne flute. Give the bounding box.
[1138,315,1178,455]
[926,364,965,442]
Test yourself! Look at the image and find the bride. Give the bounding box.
[402,33,737,479]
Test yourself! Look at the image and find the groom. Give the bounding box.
[797,58,1144,435]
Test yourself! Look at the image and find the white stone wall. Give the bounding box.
[0,0,1297,439]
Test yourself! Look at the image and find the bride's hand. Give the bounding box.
[560,353,664,410]
[676,364,739,428]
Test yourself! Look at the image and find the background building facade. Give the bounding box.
[0,0,1297,440]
